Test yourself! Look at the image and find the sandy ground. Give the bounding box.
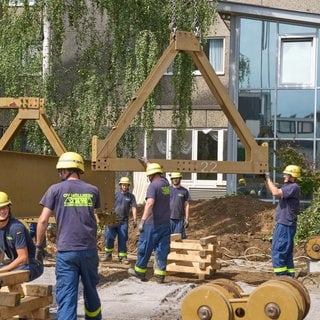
[35,196,320,319]
[31,261,320,320]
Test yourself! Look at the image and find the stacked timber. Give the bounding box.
[167,234,221,280]
[0,270,53,320]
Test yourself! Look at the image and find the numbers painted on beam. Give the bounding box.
[200,161,217,172]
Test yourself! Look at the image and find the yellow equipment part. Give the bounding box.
[181,278,310,320]
[0,97,110,218]
[0,150,109,218]
[247,281,301,320]
[273,276,311,319]
[304,235,320,260]
[181,284,233,320]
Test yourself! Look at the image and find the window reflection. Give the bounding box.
[172,130,192,180]
[277,90,314,119]
[147,130,167,159]
[239,19,276,89]
[197,131,218,180]
[238,90,275,138]
[238,17,320,170]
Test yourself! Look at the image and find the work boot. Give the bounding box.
[154,275,165,284]
[128,267,146,281]
[119,257,129,264]
[101,253,112,262]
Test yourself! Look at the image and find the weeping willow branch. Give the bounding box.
[0,0,217,158]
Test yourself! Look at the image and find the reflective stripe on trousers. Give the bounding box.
[135,223,170,276]
[272,223,296,276]
[56,249,101,320]
[104,223,128,256]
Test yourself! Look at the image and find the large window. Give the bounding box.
[145,129,227,184]
[280,37,315,86]
[237,16,320,194]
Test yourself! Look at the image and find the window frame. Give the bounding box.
[145,128,227,185]
[278,36,316,87]
[194,37,225,76]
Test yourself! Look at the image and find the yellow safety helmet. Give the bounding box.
[238,178,246,185]
[0,192,12,207]
[119,177,131,185]
[146,163,163,176]
[170,172,182,179]
[56,152,85,174]
[283,165,301,178]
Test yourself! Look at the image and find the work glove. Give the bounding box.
[35,245,44,265]
[184,219,189,229]
[139,219,145,233]
[264,172,270,181]
[0,247,4,263]
[132,220,137,229]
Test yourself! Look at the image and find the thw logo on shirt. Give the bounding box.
[63,193,94,207]
[161,186,170,195]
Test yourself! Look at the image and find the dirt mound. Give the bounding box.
[187,195,276,236]
[123,195,277,259]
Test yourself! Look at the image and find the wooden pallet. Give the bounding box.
[167,234,221,280]
[0,270,53,320]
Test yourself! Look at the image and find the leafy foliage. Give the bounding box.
[274,142,320,240]
[0,0,217,158]
[296,189,320,242]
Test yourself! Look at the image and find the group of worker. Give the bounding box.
[102,167,191,271]
[0,149,302,320]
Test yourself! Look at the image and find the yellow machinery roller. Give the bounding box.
[181,277,310,320]
[304,236,320,260]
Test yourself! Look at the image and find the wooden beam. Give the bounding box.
[91,31,269,177]
[0,271,30,287]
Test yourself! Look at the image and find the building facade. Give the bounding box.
[147,1,320,200]
[3,1,320,201]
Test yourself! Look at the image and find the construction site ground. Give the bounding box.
[33,195,320,319]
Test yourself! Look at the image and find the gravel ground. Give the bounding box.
[32,265,320,320]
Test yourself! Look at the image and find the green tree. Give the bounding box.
[0,0,217,157]
[274,142,320,241]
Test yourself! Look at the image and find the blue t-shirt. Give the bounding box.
[170,185,191,219]
[275,182,300,226]
[145,176,170,225]
[40,179,100,251]
[114,191,137,223]
[0,217,35,264]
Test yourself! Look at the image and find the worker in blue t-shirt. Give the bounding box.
[103,176,137,264]
[169,172,191,239]
[0,191,43,281]
[36,152,102,320]
[128,163,170,283]
[265,165,301,278]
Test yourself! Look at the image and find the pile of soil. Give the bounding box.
[48,195,312,284]
[124,195,277,260]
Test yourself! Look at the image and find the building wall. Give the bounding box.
[221,0,320,13]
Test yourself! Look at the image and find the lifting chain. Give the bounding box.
[191,0,201,38]
[168,0,177,38]
[169,0,200,39]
